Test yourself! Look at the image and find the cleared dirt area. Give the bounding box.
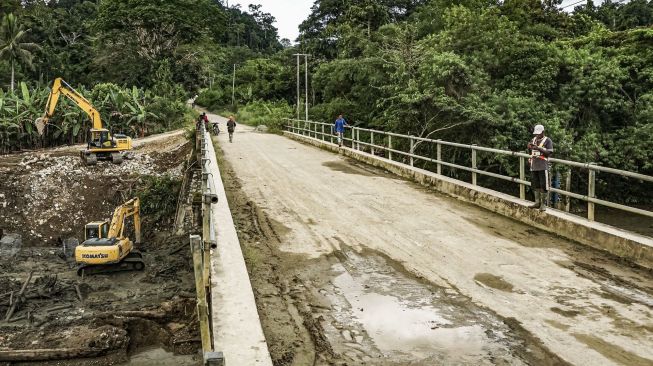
[0,131,202,365]
[215,121,653,366]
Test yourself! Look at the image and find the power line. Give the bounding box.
[559,0,629,10]
[560,0,586,10]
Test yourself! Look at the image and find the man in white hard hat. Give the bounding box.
[527,124,553,211]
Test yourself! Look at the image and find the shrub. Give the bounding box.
[236,100,293,131]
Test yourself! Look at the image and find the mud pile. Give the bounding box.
[0,131,201,365]
[0,134,187,247]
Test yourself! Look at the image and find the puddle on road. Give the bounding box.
[322,160,376,177]
[474,273,515,292]
[332,268,491,361]
[316,249,552,365]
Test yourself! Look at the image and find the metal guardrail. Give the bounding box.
[191,123,224,366]
[284,118,653,221]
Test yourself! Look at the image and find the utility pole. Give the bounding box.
[295,54,300,119]
[304,54,309,122]
[293,53,310,121]
[232,64,236,107]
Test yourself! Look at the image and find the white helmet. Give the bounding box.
[533,124,544,135]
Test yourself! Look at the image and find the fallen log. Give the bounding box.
[4,271,33,321]
[0,347,108,362]
[7,314,26,323]
[100,310,167,319]
[168,242,188,255]
[45,304,73,313]
[172,337,200,344]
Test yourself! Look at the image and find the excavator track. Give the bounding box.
[77,251,144,276]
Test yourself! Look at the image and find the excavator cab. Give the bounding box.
[85,221,110,240]
[89,129,114,149]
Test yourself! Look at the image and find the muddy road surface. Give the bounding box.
[0,130,203,365]
[214,122,653,366]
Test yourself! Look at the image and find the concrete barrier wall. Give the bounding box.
[284,131,653,270]
[204,132,273,365]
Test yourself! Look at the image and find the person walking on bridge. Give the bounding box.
[528,124,553,211]
[227,115,237,143]
[334,114,348,147]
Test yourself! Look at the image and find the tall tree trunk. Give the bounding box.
[11,60,15,93]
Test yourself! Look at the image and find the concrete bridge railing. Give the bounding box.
[284,118,653,222]
[190,124,223,365]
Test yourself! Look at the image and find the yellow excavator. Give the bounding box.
[36,77,133,165]
[75,197,144,276]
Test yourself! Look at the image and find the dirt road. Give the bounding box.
[214,121,653,366]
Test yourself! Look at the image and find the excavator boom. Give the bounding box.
[36,77,133,165]
[107,197,141,244]
[37,78,103,135]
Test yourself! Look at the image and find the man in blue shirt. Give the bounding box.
[334,114,348,147]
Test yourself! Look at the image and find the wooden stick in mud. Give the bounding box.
[5,271,33,321]
[7,314,26,323]
[0,347,107,362]
[168,242,188,255]
[74,284,83,302]
[45,304,73,313]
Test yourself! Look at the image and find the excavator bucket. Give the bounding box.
[35,117,47,136]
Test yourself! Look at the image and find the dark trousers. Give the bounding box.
[531,170,549,192]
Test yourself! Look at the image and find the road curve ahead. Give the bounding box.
[214,119,653,366]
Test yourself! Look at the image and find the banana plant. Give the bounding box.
[126,86,158,137]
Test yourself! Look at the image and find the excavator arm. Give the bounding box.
[36,78,103,135]
[107,197,142,244]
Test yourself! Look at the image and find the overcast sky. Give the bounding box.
[229,0,610,42]
[230,0,314,42]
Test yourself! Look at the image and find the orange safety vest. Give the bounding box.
[529,136,549,166]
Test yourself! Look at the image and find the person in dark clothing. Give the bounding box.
[226,116,236,143]
[197,112,208,130]
[528,124,554,211]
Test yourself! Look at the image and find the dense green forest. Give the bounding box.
[1,0,652,200]
[202,0,653,175]
[0,0,282,152]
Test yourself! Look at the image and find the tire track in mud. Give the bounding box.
[217,146,319,366]
[216,144,570,366]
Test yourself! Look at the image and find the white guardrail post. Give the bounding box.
[436,140,442,175]
[565,170,572,212]
[588,164,596,221]
[471,145,478,186]
[519,157,526,200]
[371,132,375,155]
[388,135,393,161]
[356,128,360,150]
[410,137,414,167]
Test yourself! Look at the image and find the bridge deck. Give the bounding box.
[213,118,653,365]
